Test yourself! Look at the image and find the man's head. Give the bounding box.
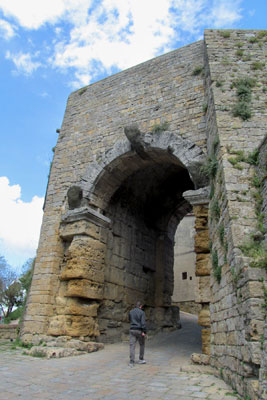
[136,301,143,309]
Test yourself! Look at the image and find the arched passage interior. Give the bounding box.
[91,148,196,341]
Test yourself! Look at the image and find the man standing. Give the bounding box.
[129,301,147,367]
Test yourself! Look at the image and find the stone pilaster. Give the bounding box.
[47,207,110,339]
[183,187,211,355]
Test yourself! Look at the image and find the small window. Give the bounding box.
[190,276,192,280]
[182,272,187,280]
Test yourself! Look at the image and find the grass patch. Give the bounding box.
[218,225,225,245]
[216,80,223,87]
[221,56,231,66]
[232,77,256,120]
[239,241,267,270]
[235,49,243,58]
[228,150,246,167]
[78,87,87,95]
[211,198,220,222]
[10,338,33,350]
[151,121,170,133]
[31,350,46,358]
[251,62,265,71]
[192,66,203,76]
[249,37,258,43]
[212,250,222,283]
[257,30,267,39]
[232,102,252,120]
[201,155,218,179]
[242,54,252,62]
[220,31,230,38]
[246,149,259,165]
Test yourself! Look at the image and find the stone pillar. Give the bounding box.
[183,187,211,355]
[154,234,174,307]
[47,207,110,339]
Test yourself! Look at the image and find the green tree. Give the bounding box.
[20,257,35,295]
[0,256,23,318]
[2,281,23,316]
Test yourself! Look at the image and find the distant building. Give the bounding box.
[172,214,200,314]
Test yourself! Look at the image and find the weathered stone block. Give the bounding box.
[191,353,210,365]
[195,276,211,303]
[196,253,211,276]
[245,319,264,341]
[239,281,264,301]
[193,205,209,218]
[48,315,99,337]
[198,308,211,327]
[60,220,100,240]
[66,279,103,299]
[26,304,54,317]
[61,264,104,283]
[202,328,211,355]
[64,299,99,317]
[195,217,208,230]
[103,282,125,301]
[195,230,210,253]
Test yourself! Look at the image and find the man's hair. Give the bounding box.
[136,301,142,308]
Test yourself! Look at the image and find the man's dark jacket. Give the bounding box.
[129,307,146,333]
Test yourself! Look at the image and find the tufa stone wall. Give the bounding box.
[22,30,266,399]
[204,29,266,400]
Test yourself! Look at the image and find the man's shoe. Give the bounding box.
[128,362,134,367]
[138,359,146,364]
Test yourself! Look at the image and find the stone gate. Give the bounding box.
[22,30,266,400]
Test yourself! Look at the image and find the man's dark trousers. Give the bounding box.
[129,329,145,363]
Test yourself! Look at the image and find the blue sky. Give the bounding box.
[0,0,266,273]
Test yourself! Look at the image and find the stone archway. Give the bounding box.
[57,127,211,347]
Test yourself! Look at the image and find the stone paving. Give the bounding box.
[0,313,241,400]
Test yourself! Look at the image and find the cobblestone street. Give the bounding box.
[0,313,240,400]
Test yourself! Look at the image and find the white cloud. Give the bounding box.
[5,51,41,75]
[0,18,16,38]
[51,0,177,86]
[209,0,242,27]
[0,0,243,85]
[0,177,43,268]
[50,0,242,86]
[0,0,92,29]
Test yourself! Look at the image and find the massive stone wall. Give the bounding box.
[204,29,266,400]
[22,30,266,399]
[22,39,207,341]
